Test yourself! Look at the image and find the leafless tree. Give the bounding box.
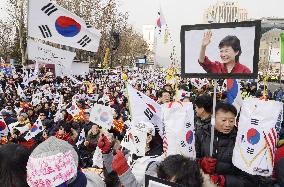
[3,0,149,67]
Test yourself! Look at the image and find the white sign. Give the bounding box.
[127,84,163,137]
[269,48,280,63]
[27,39,75,69]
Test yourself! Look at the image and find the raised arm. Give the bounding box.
[199,31,212,64]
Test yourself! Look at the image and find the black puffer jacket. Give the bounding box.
[276,158,284,186]
[195,124,258,187]
[194,115,211,131]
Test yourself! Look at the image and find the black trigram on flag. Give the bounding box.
[144,108,153,120]
[136,92,143,99]
[134,136,140,144]
[247,147,254,154]
[38,25,52,38]
[77,35,92,47]
[41,3,58,16]
[251,118,259,126]
[186,122,191,128]
[181,140,186,147]
[188,146,193,152]
[85,21,92,28]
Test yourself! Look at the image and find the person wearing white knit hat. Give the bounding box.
[26,136,105,187]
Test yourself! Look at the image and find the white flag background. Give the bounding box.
[90,104,114,130]
[121,123,148,157]
[17,84,25,98]
[92,147,103,168]
[28,0,101,52]
[127,84,163,137]
[233,98,283,176]
[67,102,81,117]
[27,39,75,72]
[161,102,196,158]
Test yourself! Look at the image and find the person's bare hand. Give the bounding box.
[84,141,89,146]
[201,31,212,47]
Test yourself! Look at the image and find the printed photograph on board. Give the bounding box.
[181,21,261,79]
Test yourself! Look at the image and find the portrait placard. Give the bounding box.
[181,20,261,79]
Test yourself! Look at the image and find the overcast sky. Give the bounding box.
[118,0,284,61]
[1,0,284,59]
[119,0,284,37]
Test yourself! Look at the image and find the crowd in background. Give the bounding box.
[0,67,283,187]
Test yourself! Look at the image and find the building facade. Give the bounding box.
[142,25,155,51]
[259,28,283,73]
[203,1,248,23]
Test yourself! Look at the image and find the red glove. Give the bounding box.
[97,134,112,154]
[112,150,130,176]
[199,157,217,174]
[210,175,225,187]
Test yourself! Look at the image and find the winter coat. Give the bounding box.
[3,116,17,125]
[83,171,106,187]
[195,123,258,187]
[276,158,284,187]
[194,115,211,131]
[274,145,284,186]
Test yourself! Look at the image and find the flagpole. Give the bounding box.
[207,14,217,157]
[210,79,217,156]
[25,0,31,69]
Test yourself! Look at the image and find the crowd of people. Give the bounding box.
[0,67,283,187]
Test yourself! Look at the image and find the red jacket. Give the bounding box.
[55,132,75,145]
[200,56,251,74]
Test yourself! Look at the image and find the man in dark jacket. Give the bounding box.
[194,94,212,130]
[195,102,257,187]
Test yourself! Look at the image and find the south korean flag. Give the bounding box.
[233,98,283,176]
[28,0,101,52]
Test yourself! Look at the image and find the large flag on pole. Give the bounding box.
[127,84,163,137]
[154,7,172,68]
[28,0,101,52]
[281,33,284,64]
[156,8,166,34]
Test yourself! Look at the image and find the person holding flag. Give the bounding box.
[78,124,102,168]
[9,113,36,150]
[195,102,258,187]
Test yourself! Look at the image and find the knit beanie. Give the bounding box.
[26,136,78,187]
